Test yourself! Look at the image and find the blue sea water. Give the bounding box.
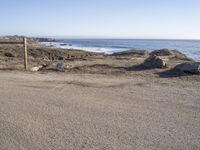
[45,39,200,61]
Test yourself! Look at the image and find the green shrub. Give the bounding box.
[4,52,14,57]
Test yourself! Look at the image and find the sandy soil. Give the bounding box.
[0,71,200,150]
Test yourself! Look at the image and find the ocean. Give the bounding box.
[43,39,200,61]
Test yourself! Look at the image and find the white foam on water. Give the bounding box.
[42,42,116,54]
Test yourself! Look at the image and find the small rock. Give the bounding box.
[30,65,43,72]
[66,64,73,69]
[174,62,200,74]
[56,62,65,70]
[144,55,167,69]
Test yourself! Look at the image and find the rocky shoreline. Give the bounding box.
[1,37,200,150]
[0,36,199,79]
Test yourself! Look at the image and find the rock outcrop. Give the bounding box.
[174,62,200,74]
[150,49,172,56]
[150,49,193,61]
[171,50,193,61]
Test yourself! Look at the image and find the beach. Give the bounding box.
[0,71,200,149]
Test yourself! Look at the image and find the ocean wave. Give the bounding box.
[42,42,117,54]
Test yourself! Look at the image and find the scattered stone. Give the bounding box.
[35,38,55,42]
[66,64,74,69]
[60,43,67,46]
[56,62,65,70]
[174,62,200,74]
[144,55,167,69]
[30,65,43,72]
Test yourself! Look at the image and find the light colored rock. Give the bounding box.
[30,65,43,72]
[174,62,200,74]
[66,64,74,69]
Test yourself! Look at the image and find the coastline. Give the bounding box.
[0,36,200,149]
[1,0,200,148]
[41,39,200,61]
[0,36,199,76]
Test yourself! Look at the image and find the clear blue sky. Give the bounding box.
[0,0,200,39]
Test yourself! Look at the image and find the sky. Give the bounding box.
[0,0,200,39]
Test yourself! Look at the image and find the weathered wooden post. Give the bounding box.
[23,37,28,70]
[0,38,28,70]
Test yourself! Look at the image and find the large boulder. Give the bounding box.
[150,49,193,61]
[144,55,167,69]
[150,49,173,56]
[174,62,200,74]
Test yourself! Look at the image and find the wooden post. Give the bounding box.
[23,37,28,70]
[0,39,28,70]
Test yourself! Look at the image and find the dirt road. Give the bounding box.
[0,71,200,150]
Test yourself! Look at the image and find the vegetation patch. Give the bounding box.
[4,52,15,57]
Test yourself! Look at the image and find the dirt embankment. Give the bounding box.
[0,43,100,70]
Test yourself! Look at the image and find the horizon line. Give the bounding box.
[1,35,200,41]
